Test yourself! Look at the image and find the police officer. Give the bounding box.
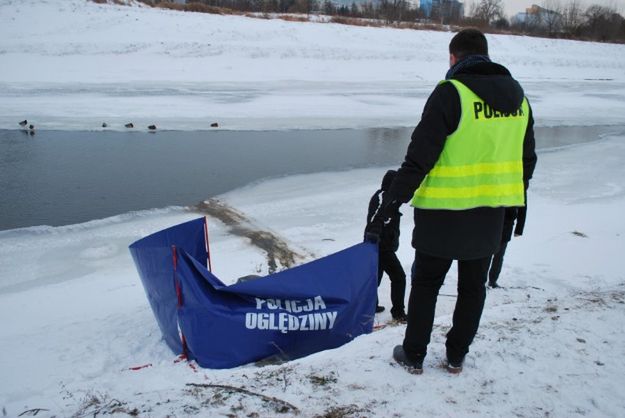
[366,29,537,374]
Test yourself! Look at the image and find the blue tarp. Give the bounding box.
[129,217,378,369]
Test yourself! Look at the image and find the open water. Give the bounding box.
[1,125,623,230]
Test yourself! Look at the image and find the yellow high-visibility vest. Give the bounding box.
[411,79,529,210]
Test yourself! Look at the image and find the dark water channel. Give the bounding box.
[1,125,623,230]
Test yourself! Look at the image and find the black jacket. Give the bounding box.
[367,171,401,252]
[388,60,537,260]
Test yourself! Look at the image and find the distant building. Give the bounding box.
[420,0,434,16]
[420,0,464,21]
[512,4,561,28]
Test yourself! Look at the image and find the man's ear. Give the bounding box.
[449,53,458,67]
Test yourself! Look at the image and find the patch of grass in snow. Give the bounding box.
[71,391,140,417]
[313,404,369,418]
[185,383,299,415]
[308,371,338,387]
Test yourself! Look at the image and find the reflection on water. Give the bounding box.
[534,125,625,150]
[1,125,622,230]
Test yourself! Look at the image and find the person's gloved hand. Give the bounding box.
[364,216,384,243]
[364,198,401,243]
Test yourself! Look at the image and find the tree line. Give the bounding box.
[470,0,625,43]
[139,0,625,43]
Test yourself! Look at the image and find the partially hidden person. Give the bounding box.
[365,170,407,322]
[488,204,527,288]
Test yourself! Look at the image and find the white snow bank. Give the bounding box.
[1,0,625,130]
[1,134,624,417]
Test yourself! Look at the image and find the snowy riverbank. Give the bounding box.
[1,1,625,417]
[1,134,625,416]
[2,0,625,131]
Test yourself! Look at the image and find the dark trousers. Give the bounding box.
[403,251,491,363]
[488,241,508,285]
[378,250,406,314]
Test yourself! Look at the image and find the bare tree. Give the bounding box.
[434,0,463,25]
[470,0,504,26]
[492,16,509,29]
[561,0,584,37]
[539,0,564,36]
[380,0,408,24]
[583,4,624,41]
[350,1,360,17]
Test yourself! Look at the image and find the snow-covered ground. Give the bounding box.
[2,0,625,130]
[2,139,625,417]
[1,1,625,417]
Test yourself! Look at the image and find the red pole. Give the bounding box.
[172,244,178,270]
[172,245,188,359]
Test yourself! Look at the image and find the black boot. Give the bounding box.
[393,345,423,374]
[391,309,408,323]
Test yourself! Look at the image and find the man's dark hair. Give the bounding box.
[449,29,488,59]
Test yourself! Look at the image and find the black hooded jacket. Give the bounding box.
[367,170,401,252]
[387,60,537,260]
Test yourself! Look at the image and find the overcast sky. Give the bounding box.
[464,0,625,17]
